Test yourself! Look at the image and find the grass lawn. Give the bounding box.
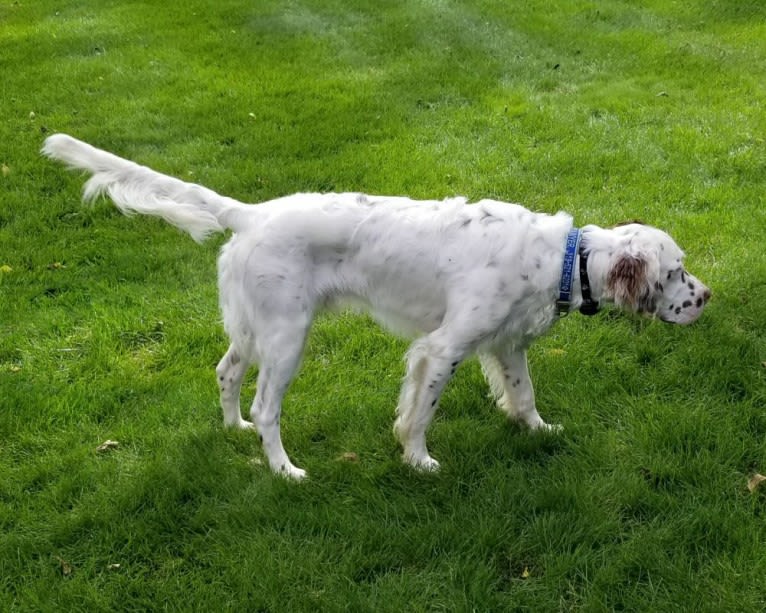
[2,0,766,610]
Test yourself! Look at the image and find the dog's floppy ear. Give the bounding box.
[606,250,660,311]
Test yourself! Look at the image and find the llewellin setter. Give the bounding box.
[43,134,710,479]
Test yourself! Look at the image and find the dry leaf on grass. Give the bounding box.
[0,265,12,274]
[747,474,766,493]
[337,452,359,463]
[57,557,73,577]
[1,164,9,177]
[96,440,119,453]
[521,567,531,579]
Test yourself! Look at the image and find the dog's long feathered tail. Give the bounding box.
[42,134,251,242]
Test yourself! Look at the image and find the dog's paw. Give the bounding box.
[536,422,563,434]
[278,463,307,481]
[225,417,256,431]
[404,454,441,473]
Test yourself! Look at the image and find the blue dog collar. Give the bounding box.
[556,228,582,317]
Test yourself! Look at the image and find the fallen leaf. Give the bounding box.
[57,557,73,576]
[9,366,21,373]
[107,563,121,571]
[0,265,12,274]
[747,473,766,493]
[521,567,530,579]
[1,164,9,176]
[96,440,119,453]
[248,457,264,467]
[548,348,566,357]
[338,452,359,463]
[48,262,65,270]
[29,111,36,120]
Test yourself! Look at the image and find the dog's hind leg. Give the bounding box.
[216,344,253,430]
[394,330,469,471]
[248,310,312,480]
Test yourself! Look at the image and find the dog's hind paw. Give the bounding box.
[404,454,441,473]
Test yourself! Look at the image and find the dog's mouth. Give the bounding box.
[657,304,707,325]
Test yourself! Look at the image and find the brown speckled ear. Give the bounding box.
[606,254,651,311]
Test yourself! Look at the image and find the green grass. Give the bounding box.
[2,0,766,610]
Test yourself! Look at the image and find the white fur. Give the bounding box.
[43,134,711,479]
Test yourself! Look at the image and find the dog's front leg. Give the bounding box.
[480,347,560,432]
[394,335,466,471]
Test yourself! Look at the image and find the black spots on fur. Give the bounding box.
[687,281,695,290]
[668,304,674,311]
[230,352,241,365]
[667,271,673,281]
[521,274,529,281]
[675,306,682,315]
[534,257,542,270]
[696,297,703,308]
[451,361,459,367]
[486,260,498,269]
[511,378,521,388]
[654,281,664,292]
[431,398,437,407]
[682,300,692,308]
[680,271,687,283]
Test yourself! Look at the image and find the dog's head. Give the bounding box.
[601,223,710,325]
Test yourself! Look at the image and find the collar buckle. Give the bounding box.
[556,299,572,317]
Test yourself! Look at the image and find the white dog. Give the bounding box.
[43,134,710,479]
